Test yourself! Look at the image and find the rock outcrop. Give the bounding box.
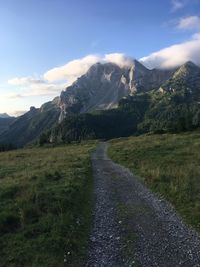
[59,60,174,121]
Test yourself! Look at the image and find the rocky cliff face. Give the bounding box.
[160,61,200,95]
[59,60,174,121]
[1,59,199,147]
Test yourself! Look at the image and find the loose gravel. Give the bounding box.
[86,143,200,267]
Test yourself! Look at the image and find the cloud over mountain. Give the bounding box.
[140,33,200,69]
[44,53,133,84]
[44,55,100,84]
[7,40,200,101]
[7,53,134,99]
[103,53,133,68]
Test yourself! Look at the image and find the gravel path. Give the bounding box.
[86,142,200,267]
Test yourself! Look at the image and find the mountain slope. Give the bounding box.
[48,61,200,143]
[59,60,174,121]
[0,117,15,135]
[0,97,60,147]
[138,62,200,133]
[1,60,200,147]
[0,113,10,118]
[160,61,200,97]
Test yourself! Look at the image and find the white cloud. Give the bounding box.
[5,53,134,114]
[193,32,200,39]
[104,53,133,68]
[7,93,24,99]
[171,0,185,11]
[8,53,134,100]
[6,82,67,99]
[177,16,200,30]
[140,33,200,69]
[7,70,68,99]
[8,77,44,86]
[44,55,101,84]
[44,53,134,84]
[27,83,67,97]
[11,110,27,117]
[6,53,134,104]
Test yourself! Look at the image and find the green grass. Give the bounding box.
[0,142,96,267]
[108,132,200,232]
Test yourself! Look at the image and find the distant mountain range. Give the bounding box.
[0,98,60,146]
[0,113,11,118]
[0,113,15,136]
[0,60,200,146]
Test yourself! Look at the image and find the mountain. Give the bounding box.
[172,61,200,80]
[0,113,10,118]
[0,97,60,147]
[46,94,150,144]
[59,60,174,121]
[0,117,15,135]
[160,61,200,97]
[138,62,200,133]
[48,61,200,143]
[1,60,200,147]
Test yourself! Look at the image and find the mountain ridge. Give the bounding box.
[0,60,200,146]
[0,97,60,146]
[0,113,11,118]
[59,60,175,121]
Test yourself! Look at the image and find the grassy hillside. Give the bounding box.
[0,97,60,147]
[0,142,96,267]
[0,117,15,135]
[108,132,200,232]
[0,108,60,147]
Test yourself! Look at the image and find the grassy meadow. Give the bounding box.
[0,142,96,267]
[108,132,200,232]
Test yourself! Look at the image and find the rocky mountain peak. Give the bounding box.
[132,59,148,71]
[84,62,122,83]
[40,97,60,112]
[182,61,198,68]
[173,61,200,80]
[29,106,37,113]
[58,61,177,121]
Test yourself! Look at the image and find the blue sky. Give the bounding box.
[0,0,200,115]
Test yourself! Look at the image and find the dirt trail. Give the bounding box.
[86,143,200,267]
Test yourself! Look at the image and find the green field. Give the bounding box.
[0,142,95,267]
[108,132,200,232]
[1,131,200,267]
